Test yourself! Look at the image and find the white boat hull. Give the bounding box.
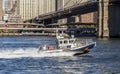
[0,42,96,58]
[38,42,96,56]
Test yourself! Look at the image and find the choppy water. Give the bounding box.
[0,36,120,74]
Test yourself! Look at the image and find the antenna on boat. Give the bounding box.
[56,30,64,39]
[56,30,60,39]
[56,30,58,37]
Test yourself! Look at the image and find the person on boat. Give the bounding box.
[38,44,48,53]
[48,45,54,50]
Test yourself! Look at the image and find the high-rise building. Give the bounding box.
[80,12,97,23]
[0,0,3,21]
[16,0,56,21]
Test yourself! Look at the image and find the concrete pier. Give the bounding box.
[98,0,120,38]
[98,0,109,38]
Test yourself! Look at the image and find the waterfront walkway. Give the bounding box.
[0,28,67,31]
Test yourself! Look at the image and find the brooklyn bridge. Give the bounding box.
[0,0,120,37]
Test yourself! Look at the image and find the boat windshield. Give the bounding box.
[58,38,76,45]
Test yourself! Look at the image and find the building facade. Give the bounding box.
[0,0,3,21]
[16,0,55,21]
[80,12,97,23]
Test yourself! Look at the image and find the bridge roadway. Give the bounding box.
[0,28,67,31]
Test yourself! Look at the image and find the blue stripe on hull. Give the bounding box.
[73,43,95,51]
[72,43,95,56]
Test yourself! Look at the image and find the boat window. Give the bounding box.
[59,41,62,44]
[69,40,74,43]
[64,40,67,44]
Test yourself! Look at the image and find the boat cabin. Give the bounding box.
[57,38,76,49]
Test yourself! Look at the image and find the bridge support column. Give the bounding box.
[75,15,80,22]
[98,0,109,38]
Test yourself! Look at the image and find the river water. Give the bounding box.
[0,36,120,74]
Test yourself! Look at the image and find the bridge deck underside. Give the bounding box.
[35,1,98,22]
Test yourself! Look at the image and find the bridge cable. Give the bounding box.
[63,0,72,9]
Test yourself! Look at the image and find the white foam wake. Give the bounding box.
[0,48,74,59]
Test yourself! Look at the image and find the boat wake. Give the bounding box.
[0,48,74,59]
